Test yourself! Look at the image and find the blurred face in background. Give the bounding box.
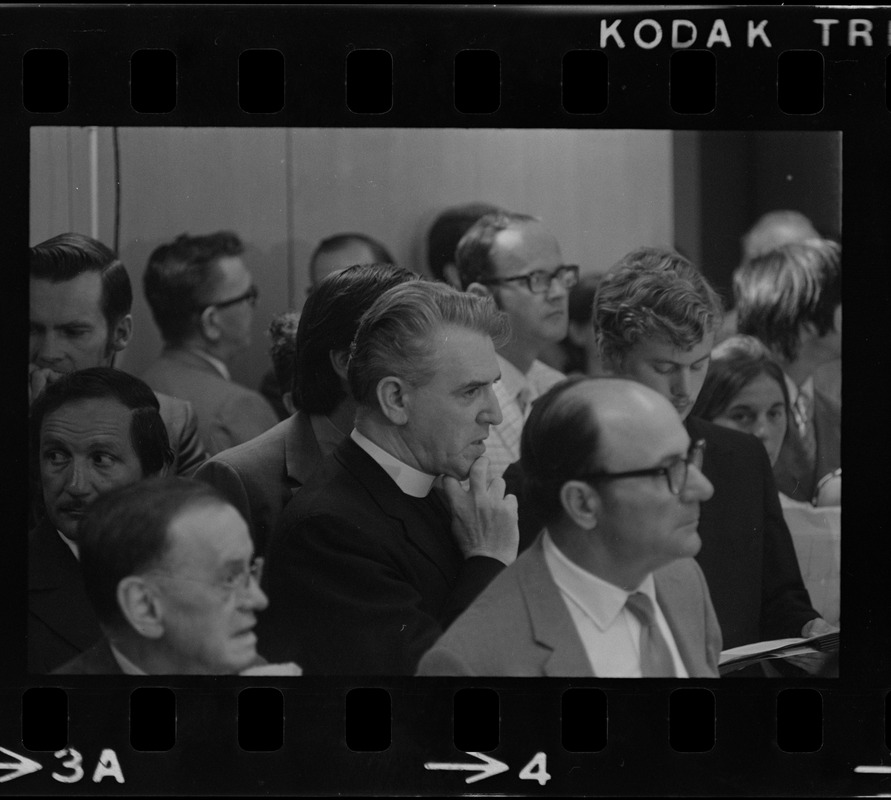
[711,371,788,466]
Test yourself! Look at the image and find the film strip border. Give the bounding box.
[1,6,889,125]
[3,4,891,796]
[2,682,890,794]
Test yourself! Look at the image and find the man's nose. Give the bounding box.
[684,464,714,502]
[752,415,770,442]
[481,386,503,427]
[546,274,569,301]
[33,331,63,366]
[65,461,92,497]
[245,580,269,612]
[670,370,691,398]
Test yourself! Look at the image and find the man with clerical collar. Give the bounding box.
[454,211,575,479]
[257,281,519,675]
[29,367,173,673]
[55,478,299,676]
[196,263,419,554]
[733,239,841,504]
[141,230,278,456]
[418,377,722,677]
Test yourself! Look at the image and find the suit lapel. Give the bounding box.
[29,521,101,651]
[517,537,595,677]
[654,563,708,677]
[334,439,460,582]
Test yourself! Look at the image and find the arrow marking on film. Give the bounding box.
[855,765,891,774]
[0,747,43,784]
[424,751,509,784]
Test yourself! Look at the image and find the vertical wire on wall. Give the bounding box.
[112,127,121,254]
[284,129,296,308]
[66,128,74,233]
[88,126,99,240]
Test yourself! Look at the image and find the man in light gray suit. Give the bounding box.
[418,376,722,678]
[141,231,278,456]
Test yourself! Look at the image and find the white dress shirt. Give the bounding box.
[542,531,688,677]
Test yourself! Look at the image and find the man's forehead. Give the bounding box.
[490,223,561,272]
[166,503,251,567]
[630,335,713,363]
[30,273,105,319]
[41,398,133,439]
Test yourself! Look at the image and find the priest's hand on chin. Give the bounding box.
[442,455,519,567]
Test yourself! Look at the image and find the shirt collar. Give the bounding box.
[784,372,814,404]
[56,529,79,560]
[187,347,231,381]
[542,529,656,630]
[310,413,349,455]
[109,643,148,675]
[350,429,437,498]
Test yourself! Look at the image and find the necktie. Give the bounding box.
[624,592,676,677]
[791,388,817,475]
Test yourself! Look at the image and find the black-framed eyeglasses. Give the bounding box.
[479,264,580,294]
[198,284,259,313]
[581,439,706,496]
[148,557,264,598]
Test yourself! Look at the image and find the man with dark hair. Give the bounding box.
[426,201,502,287]
[29,367,173,673]
[196,264,418,553]
[309,232,395,286]
[455,211,576,479]
[258,281,518,675]
[589,247,834,660]
[734,240,841,503]
[55,478,295,675]
[29,232,206,476]
[419,378,721,677]
[142,231,278,455]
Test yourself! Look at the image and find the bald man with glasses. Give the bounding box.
[142,231,277,456]
[418,377,722,678]
[456,211,577,479]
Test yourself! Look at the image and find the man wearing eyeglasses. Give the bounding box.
[591,248,834,668]
[54,478,299,675]
[455,211,575,479]
[418,377,722,677]
[142,231,278,456]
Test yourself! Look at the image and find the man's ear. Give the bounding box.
[110,314,133,354]
[566,320,587,348]
[466,282,492,300]
[559,480,600,530]
[375,376,411,425]
[442,263,463,290]
[328,349,351,382]
[832,303,842,335]
[199,307,222,342]
[117,576,165,640]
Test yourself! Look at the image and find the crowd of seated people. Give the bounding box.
[28,207,840,677]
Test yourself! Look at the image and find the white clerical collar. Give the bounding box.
[542,529,656,631]
[187,347,231,381]
[350,429,436,498]
[109,643,148,675]
[56,529,79,560]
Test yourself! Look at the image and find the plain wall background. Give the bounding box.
[31,127,674,390]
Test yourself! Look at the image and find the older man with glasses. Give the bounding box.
[455,211,578,479]
[418,377,722,677]
[55,478,299,675]
[141,231,278,456]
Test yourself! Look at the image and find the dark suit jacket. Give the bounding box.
[417,536,722,677]
[506,417,818,650]
[195,411,335,554]
[773,385,841,503]
[155,391,207,476]
[142,347,278,457]
[53,637,122,675]
[257,437,506,675]
[28,519,101,674]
